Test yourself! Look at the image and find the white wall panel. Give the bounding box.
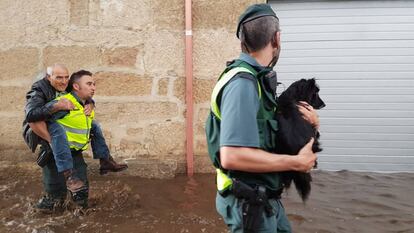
[270,0,414,172]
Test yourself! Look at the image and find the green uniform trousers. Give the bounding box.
[216,192,292,233]
[42,151,88,200]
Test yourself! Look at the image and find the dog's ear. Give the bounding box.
[309,78,316,85]
[307,78,318,93]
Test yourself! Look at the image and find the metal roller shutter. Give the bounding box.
[268,0,414,172]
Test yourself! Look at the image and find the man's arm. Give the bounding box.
[29,121,51,143]
[25,88,75,123]
[220,139,316,173]
[218,76,317,174]
[25,88,54,123]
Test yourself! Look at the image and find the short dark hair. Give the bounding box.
[67,70,92,92]
[240,16,280,53]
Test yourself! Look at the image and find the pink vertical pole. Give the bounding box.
[185,0,194,177]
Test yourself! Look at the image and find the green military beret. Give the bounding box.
[236,3,278,38]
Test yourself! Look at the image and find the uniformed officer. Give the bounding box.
[205,4,319,232]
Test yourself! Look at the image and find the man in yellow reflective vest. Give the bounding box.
[23,66,128,211]
[45,70,105,208]
[46,70,99,207]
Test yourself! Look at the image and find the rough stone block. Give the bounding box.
[60,28,144,48]
[95,101,179,123]
[194,137,208,157]
[143,122,185,156]
[194,29,239,80]
[102,47,139,67]
[94,72,153,96]
[70,0,89,26]
[0,86,27,112]
[193,0,265,31]
[117,121,185,157]
[152,0,184,30]
[173,77,185,102]
[194,155,215,173]
[126,127,144,137]
[144,31,184,76]
[0,116,26,150]
[43,46,101,73]
[195,79,215,103]
[0,1,68,47]
[157,78,169,96]
[119,136,150,156]
[197,107,210,122]
[194,123,205,137]
[0,47,39,82]
[98,0,151,30]
[195,107,209,135]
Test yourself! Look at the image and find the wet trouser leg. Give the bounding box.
[216,193,292,233]
[42,158,67,200]
[72,151,89,188]
[42,151,89,205]
[90,121,110,160]
[47,121,73,173]
[71,151,89,207]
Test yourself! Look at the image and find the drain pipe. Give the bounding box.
[185,0,194,177]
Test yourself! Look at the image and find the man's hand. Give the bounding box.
[54,98,75,111]
[84,103,94,116]
[294,138,317,172]
[297,101,319,129]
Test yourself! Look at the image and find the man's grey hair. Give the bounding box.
[240,16,280,53]
[46,63,68,76]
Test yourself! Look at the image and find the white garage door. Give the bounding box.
[268,0,414,172]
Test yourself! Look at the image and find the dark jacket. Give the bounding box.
[25,77,57,123]
[22,77,57,152]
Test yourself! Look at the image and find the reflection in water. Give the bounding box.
[179,177,199,210]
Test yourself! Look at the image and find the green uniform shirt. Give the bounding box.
[215,53,281,190]
[220,52,263,148]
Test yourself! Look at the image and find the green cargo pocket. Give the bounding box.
[216,194,243,232]
[258,119,278,151]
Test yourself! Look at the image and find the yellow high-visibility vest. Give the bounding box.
[210,67,261,120]
[209,66,260,193]
[55,93,94,151]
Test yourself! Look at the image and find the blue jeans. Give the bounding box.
[47,120,110,173]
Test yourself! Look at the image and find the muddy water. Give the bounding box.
[1,164,413,233]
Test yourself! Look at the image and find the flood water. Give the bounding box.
[1,162,413,233]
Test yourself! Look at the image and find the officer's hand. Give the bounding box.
[295,138,317,172]
[297,101,319,129]
[55,98,75,111]
[84,103,94,116]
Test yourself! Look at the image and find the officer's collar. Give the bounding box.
[239,53,267,71]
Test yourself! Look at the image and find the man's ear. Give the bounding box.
[73,83,80,91]
[272,31,281,49]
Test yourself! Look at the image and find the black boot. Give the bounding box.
[34,195,64,213]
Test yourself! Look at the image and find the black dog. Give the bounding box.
[275,78,325,202]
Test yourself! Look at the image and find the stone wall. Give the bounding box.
[0,0,264,177]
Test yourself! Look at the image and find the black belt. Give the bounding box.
[220,179,283,200]
[265,187,283,199]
